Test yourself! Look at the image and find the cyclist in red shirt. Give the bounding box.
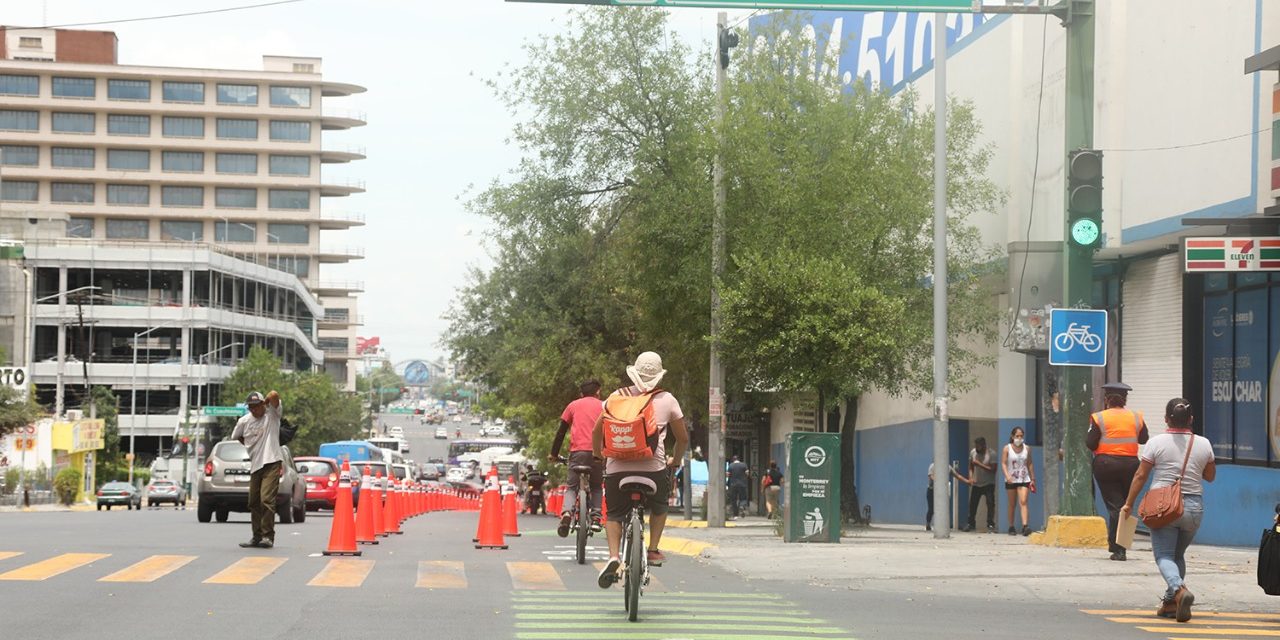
[549,379,604,536]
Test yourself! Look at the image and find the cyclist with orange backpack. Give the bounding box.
[592,351,689,588]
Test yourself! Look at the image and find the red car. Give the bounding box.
[294,456,341,511]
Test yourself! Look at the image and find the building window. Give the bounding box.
[107,79,151,101]
[107,184,150,205]
[217,83,258,105]
[292,63,314,73]
[270,86,311,108]
[215,152,257,174]
[160,220,203,242]
[105,219,149,240]
[0,180,37,202]
[215,118,257,140]
[0,145,38,166]
[51,147,95,169]
[107,114,150,136]
[52,77,95,98]
[215,220,255,243]
[0,109,39,131]
[215,187,257,209]
[67,217,94,239]
[318,337,348,351]
[269,256,310,277]
[162,151,204,173]
[163,116,204,138]
[268,189,310,210]
[18,37,42,49]
[51,182,94,203]
[268,155,310,176]
[106,148,150,171]
[268,223,309,244]
[0,75,38,96]
[161,186,203,207]
[52,112,94,133]
[162,81,204,103]
[269,120,310,142]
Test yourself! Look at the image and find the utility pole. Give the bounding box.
[930,13,950,539]
[1059,0,1097,516]
[708,11,736,529]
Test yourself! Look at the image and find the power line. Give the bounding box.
[4,0,304,31]
[1101,126,1272,153]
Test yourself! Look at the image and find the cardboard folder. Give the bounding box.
[1117,515,1139,549]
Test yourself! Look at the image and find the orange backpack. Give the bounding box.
[601,387,661,460]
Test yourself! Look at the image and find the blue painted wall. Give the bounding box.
[855,418,971,527]
[1196,465,1278,547]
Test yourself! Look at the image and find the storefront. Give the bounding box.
[51,418,105,503]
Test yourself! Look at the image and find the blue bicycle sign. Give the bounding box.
[1049,308,1108,367]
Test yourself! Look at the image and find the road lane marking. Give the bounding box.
[99,555,196,583]
[0,553,110,581]
[1105,616,1280,627]
[1084,610,1280,620]
[515,622,845,633]
[416,560,467,589]
[0,552,23,562]
[507,561,565,591]
[592,561,666,591]
[515,634,851,640]
[1135,628,1280,636]
[307,558,374,588]
[203,557,288,585]
[515,613,822,623]
[512,590,781,599]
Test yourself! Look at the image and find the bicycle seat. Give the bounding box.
[618,476,657,496]
[570,465,595,474]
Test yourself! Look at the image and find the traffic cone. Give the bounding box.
[372,470,387,537]
[475,466,507,550]
[355,466,378,545]
[503,475,521,537]
[385,477,403,535]
[323,460,361,556]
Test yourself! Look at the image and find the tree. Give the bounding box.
[355,363,403,413]
[0,384,42,438]
[82,386,121,483]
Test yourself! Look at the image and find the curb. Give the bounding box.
[657,534,716,558]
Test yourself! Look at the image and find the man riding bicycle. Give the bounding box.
[592,352,689,588]
[550,379,605,536]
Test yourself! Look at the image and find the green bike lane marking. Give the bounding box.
[515,633,855,640]
[516,613,825,623]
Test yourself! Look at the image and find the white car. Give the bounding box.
[481,425,506,438]
[453,415,462,423]
[470,417,482,426]
[434,426,448,439]
[388,426,404,438]
[445,467,472,483]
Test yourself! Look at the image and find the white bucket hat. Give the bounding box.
[626,351,667,392]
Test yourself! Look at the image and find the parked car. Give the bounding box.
[196,441,306,524]
[434,426,448,439]
[348,460,392,507]
[145,479,187,507]
[97,481,142,510]
[294,456,341,511]
[445,466,473,484]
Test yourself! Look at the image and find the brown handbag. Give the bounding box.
[1137,435,1196,529]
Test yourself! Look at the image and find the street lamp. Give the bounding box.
[184,341,243,498]
[32,285,102,418]
[128,319,180,484]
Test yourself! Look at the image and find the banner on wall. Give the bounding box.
[1203,294,1234,458]
[1234,289,1267,461]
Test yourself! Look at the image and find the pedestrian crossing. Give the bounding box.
[1083,608,1280,639]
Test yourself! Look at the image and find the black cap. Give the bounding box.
[1101,382,1132,393]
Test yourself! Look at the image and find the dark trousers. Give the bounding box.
[967,484,995,529]
[1093,454,1140,553]
[247,461,281,543]
[926,487,934,527]
[729,483,748,517]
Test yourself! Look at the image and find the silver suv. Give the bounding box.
[196,441,306,524]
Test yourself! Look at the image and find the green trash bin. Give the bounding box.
[783,432,841,543]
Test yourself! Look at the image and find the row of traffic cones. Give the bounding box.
[474,465,543,550]
[543,487,608,525]
[323,460,481,556]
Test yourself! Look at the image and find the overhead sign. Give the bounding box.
[1185,237,1280,272]
[507,0,975,11]
[202,406,246,417]
[404,361,431,385]
[1048,308,1107,367]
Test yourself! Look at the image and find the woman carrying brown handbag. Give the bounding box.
[1121,398,1216,623]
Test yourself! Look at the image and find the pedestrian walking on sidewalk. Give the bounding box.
[1088,381,1151,561]
[763,460,783,519]
[1121,398,1215,623]
[231,390,283,550]
[727,455,749,519]
[1001,426,1036,536]
[960,438,997,532]
[928,462,972,531]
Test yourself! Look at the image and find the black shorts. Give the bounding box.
[1006,482,1030,490]
[604,469,670,521]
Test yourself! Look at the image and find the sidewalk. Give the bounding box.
[664,515,1276,612]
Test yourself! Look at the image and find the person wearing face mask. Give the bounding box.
[1001,426,1036,536]
[960,437,997,532]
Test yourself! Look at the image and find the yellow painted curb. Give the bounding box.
[664,519,736,529]
[657,534,715,557]
[1030,515,1108,549]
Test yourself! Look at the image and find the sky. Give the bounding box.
[4,0,746,365]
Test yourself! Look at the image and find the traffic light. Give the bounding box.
[1067,149,1103,249]
[718,24,739,69]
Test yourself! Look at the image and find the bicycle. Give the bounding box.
[616,474,656,622]
[557,457,599,565]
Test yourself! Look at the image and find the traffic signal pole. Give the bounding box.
[707,11,730,529]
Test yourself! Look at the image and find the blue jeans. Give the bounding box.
[1149,494,1203,600]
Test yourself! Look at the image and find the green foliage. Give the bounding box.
[54,468,82,505]
[355,363,404,413]
[3,468,18,494]
[0,384,43,438]
[82,386,122,483]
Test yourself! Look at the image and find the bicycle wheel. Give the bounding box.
[626,510,643,622]
[575,488,589,565]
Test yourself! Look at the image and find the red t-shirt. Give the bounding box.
[560,396,604,452]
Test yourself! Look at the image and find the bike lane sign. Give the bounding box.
[1049,308,1108,367]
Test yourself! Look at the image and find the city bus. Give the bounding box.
[447,438,519,467]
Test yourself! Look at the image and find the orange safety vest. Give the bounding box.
[1091,408,1142,457]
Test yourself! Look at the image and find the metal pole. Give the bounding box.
[707,11,729,529]
[129,329,138,485]
[931,13,951,539]
[683,445,693,520]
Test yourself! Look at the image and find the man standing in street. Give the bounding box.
[549,379,604,536]
[727,455,750,519]
[960,437,997,532]
[1088,381,1149,561]
[232,390,283,549]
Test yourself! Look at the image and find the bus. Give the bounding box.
[368,436,408,456]
[447,438,519,467]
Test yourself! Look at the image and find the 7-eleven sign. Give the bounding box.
[1185,237,1280,272]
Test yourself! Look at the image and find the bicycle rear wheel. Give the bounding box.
[625,511,643,621]
[575,488,589,565]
